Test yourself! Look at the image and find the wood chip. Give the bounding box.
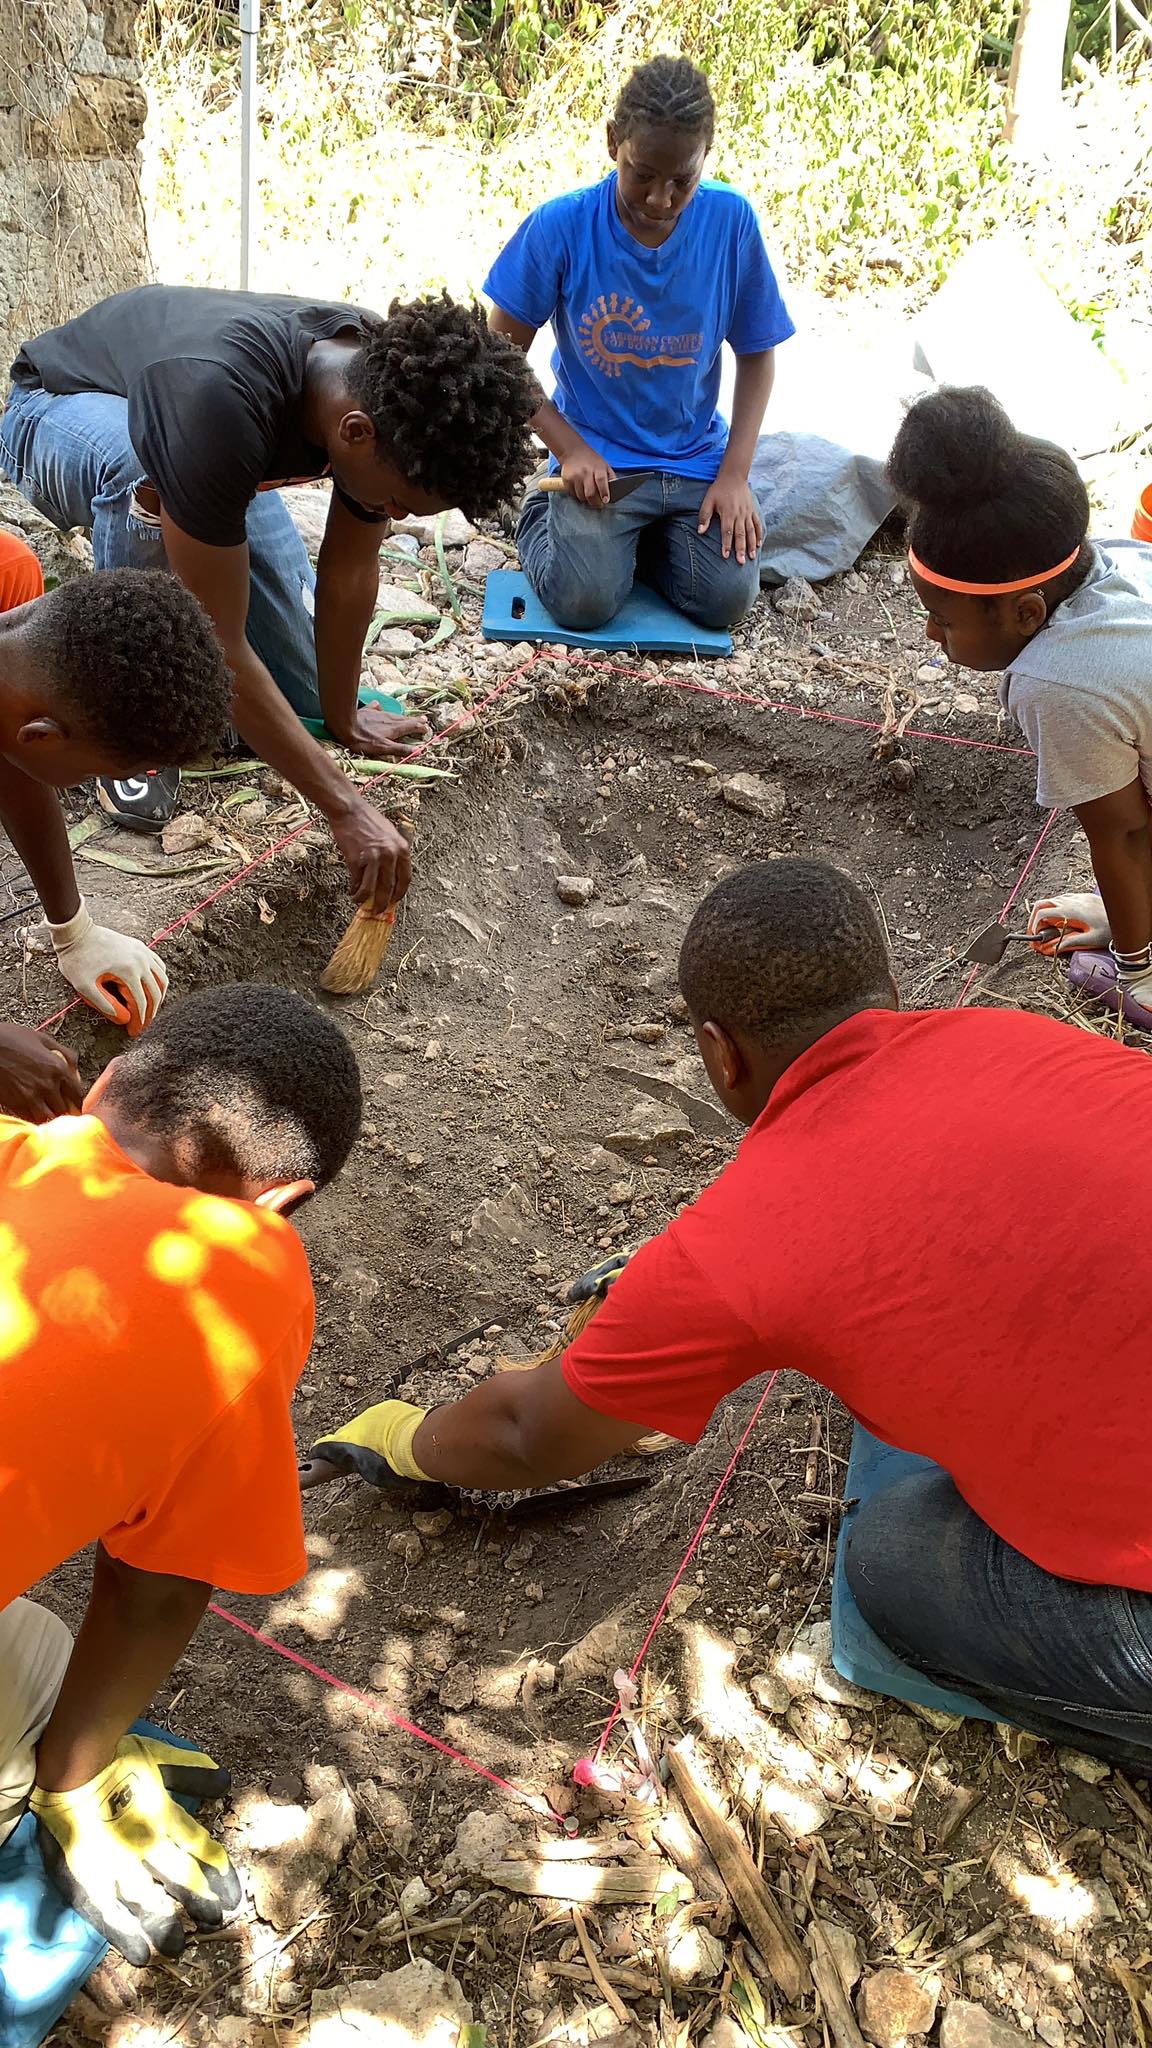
[544,1960,659,1997]
[808,1921,868,2048]
[935,1785,985,1848]
[667,1740,811,2004]
[483,1860,691,1905]
[1115,1774,1152,1835]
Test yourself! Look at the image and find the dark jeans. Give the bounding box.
[516,471,760,634]
[845,1468,1152,1766]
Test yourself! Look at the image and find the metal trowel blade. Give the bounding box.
[960,923,1036,966]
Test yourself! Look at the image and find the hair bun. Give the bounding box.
[888,385,1022,513]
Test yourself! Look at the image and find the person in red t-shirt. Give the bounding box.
[318,858,1152,1765]
[0,982,361,1963]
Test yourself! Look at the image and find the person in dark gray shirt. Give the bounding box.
[1,287,539,908]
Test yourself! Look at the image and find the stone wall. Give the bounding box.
[0,0,148,373]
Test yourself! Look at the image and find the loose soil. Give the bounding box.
[4,551,1145,2047]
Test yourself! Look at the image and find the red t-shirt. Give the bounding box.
[564,1007,1152,1592]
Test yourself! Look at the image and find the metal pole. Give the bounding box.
[239,0,260,289]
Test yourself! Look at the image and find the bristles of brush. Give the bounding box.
[319,906,396,995]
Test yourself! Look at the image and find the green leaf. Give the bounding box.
[77,849,233,878]
[183,760,264,779]
[434,509,465,622]
[425,615,458,649]
[222,786,263,808]
[67,816,103,850]
[346,760,458,778]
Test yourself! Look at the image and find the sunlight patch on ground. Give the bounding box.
[265,1565,368,1640]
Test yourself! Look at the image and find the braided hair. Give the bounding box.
[346,294,542,521]
[612,55,716,148]
[888,386,1091,607]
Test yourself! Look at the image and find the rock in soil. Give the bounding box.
[556,874,597,906]
[559,1611,630,1691]
[700,2020,759,2048]
[160,812,217,855]
[463,539,506,577]
[303,1958,471,2045]
[235,1764,356,1933]
[772,575,821,620]
[395,508,477,547]
[720,771,786,822]
[399,1876,433,1916]
[602,1095,692,1156]
[668,1923,726,1984]
[858,1967,939,2046]
[777,1619,870,1707]
[749,1671,791,1715]
[468,1183,533,1248]
[445,1807,518,1875]
[817,1917,862,1990]
[939,2003,1031,2048]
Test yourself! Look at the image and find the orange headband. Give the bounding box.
[907,545,1082,596]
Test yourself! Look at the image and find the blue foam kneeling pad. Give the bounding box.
[0,1721,202,2048]
[831,1426,999,1723]
[482,569,733,657]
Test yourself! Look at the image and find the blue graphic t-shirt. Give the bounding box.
[483,175,795,480]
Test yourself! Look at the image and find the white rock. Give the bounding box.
[816,1917,862,1990]
[939,2002,1030,2048]
[374,581,440,623]
[304,1958,471,2046]
[720,772,786,823]
[749,1672,791,1715]
[603,1095,693,1156]
[772,575,821,620]
[556,874,596,906]
[467,1183,533,1249]
[952,691,981,714]
[399,1876,433,1917]
[236,1765,357,1933]
[668,1924,726,1984]
[700,2018,757,2048]
[445,1808,517,1876]
[279,482,332,555]
[393,509,478,547]
[1057,1747,1110,1783]
[372,628,420,657]
[776,1620,870,1707]
[463,540,507,578]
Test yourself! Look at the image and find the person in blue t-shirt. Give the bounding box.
[483,56,794,635]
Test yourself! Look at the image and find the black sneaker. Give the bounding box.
[96,768,181,834]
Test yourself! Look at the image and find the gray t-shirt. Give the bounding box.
[1000,541,1152,808]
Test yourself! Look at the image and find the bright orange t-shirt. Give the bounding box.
[0,1115,314,1603]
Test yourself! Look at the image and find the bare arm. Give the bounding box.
[1073,777,1152,954]
[489,305,615,508]
[34,1547,210,1792]
[0,756,81,924]
[314,490,427,759]
[411,1355,646,1491]
[698,350,775,565]
[159,513,411,910]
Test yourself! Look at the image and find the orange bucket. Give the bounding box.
[1134,483,1152,544]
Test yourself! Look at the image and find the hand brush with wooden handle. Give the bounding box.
[320,906,396,995]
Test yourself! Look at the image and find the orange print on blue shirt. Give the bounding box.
[578,294,703,378]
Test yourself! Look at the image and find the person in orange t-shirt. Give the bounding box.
[0,528,45,611]
[0,981,361,1964]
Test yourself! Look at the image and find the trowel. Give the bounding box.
[535,471,655,504]
[959,922,1043,966]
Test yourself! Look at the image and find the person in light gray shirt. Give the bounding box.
[887,384,1152,1027]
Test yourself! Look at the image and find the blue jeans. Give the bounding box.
[0,384,321,717]
[516,472,760,633]
[845,1467,1152,1765]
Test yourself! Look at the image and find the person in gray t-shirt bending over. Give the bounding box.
[887,384,1152,1028]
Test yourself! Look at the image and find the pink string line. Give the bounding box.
[208,1601,564,1823]
[953,806,1061,1009]
[591,1372,780,1766]
[564,655,1038,759]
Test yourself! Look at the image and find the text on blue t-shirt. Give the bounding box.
[483,175,794,479]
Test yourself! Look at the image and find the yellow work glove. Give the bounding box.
[312,1399,431,1490]
[30,1732,241,1965]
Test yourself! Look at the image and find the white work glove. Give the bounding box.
[1026,892,1110,956]
[46,899,167,1036]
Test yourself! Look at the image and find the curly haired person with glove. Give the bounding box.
[0,982,362,1963]
[0,565,231,1032]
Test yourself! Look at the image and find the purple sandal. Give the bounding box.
[1066,949,1152,1031]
